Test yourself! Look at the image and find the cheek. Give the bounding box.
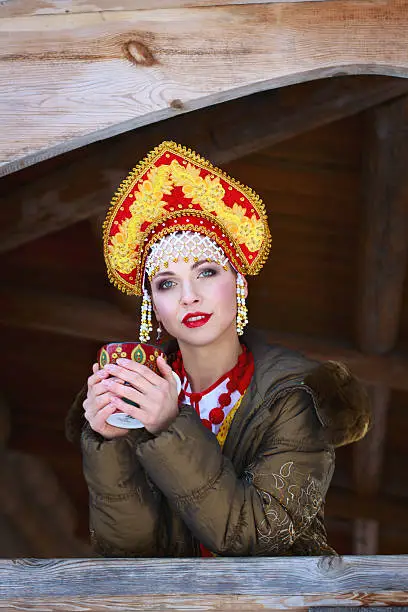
[212,277,237,311]
[152,292,178,325]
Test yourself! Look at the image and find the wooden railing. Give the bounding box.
[1,555,407,610]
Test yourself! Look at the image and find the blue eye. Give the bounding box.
[158,279,175,290]
[199,267,217,278]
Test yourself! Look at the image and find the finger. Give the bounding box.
[91,402,121,429]
[88,368,110,391]
[84,391,113,420]
[102,379,148,407]
[104,364,157,394]
[92,362,99,375]
[110,396,148,424]
[156,356,176,386]
[94,377,124,398]
[116,358,165,386]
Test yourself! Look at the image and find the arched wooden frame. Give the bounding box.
[1,0,408,176]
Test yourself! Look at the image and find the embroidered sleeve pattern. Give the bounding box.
[246,460,324,552]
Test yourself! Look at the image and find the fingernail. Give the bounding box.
[105,364,116,372]
[117,358,129,366]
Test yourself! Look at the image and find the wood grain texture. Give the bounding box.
[2,75,407,251]
[1,0,408,173]
[0,0,343,19]
[1,592,408,611]
[356,97,408,354]
[314,608,408,612]
[0,556,407,600]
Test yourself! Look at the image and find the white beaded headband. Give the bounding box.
[145,231,230,280]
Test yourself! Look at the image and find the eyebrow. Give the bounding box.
[153,259,217,280]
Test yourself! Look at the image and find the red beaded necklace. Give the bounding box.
[172,344,254,430]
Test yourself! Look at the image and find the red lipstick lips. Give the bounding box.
[182,312,212,328]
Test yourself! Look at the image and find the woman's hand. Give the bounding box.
[101,356,179,435]
[83,363,129,439]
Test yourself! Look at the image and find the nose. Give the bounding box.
[180,281,200,307]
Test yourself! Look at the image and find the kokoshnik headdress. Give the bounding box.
[103,141,272,341]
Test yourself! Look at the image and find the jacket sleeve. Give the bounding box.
[136,390,335,556]
[81,425,165,557]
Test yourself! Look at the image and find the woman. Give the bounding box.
[67,141,370,557]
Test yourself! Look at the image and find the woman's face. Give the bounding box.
[150,257,247,347]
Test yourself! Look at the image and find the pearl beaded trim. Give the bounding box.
[145,231,229,280]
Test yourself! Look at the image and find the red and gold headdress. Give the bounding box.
[103,141,272,296]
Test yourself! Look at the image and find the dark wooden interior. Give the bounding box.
[1,75,408,557]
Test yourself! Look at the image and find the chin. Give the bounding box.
[176,320,236,346]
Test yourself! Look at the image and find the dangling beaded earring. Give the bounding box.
[156,322,163,344]
[139,288,153,342]
[236,273,248,336]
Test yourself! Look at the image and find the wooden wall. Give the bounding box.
[1,109,407,555]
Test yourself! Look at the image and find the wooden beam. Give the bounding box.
[0,0,353,18]
[1,591,408,612]
[352,97,408,554]
[3,286,408,391]
[0,556,407,608]
[356,97,408,354]
[2,77,408,253]
[1,0,408,174]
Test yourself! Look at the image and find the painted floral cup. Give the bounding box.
[97,342,180,428]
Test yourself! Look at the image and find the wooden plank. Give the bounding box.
[0,556,407,600]
[1,0,408,174]
[1,592,408,612]
[0,0,346,18]
[315,608,408,612]
[3,287,408,391]
[1,77,408,252]
[356,97,408,354]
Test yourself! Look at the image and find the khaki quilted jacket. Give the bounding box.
[67,328,370,557]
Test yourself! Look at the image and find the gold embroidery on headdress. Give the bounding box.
[103,141,272,295]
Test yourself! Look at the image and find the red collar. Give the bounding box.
[172,344,254,429]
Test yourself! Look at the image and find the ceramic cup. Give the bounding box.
[97,341,181,429]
